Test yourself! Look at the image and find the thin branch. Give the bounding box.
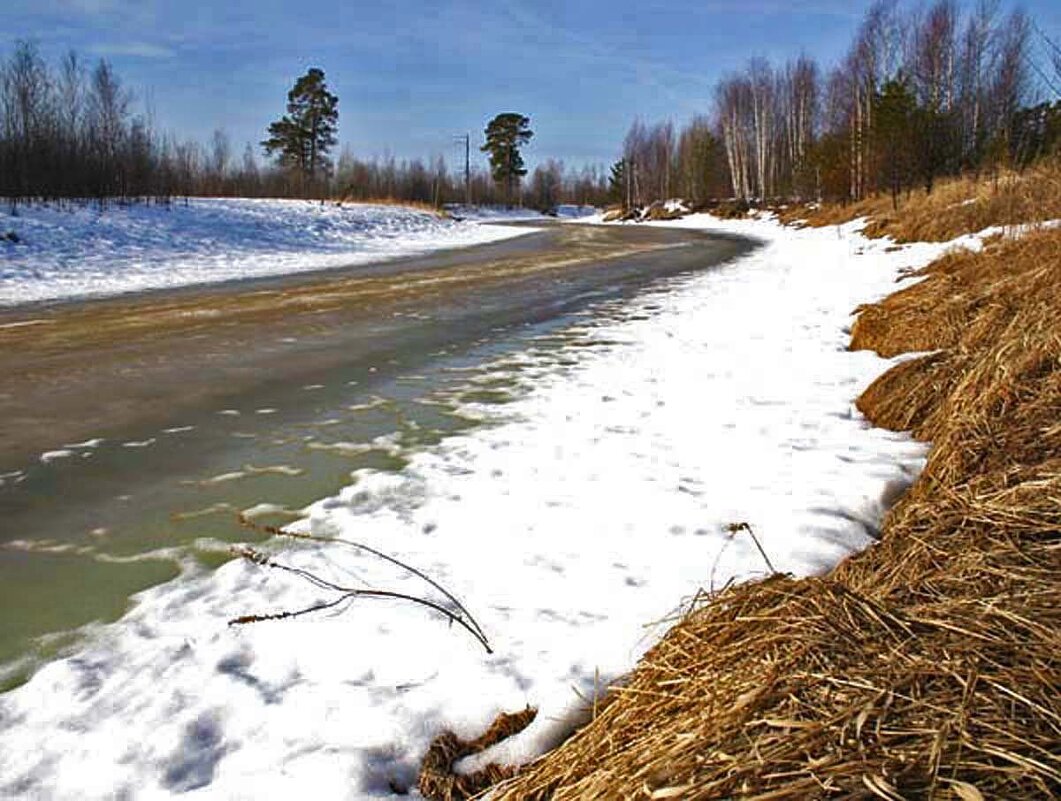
[229,547,493,654]
[725,521,780,575]
[238,514,489,645]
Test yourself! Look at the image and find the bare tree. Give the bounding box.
[958,0,1000,168]
[717,74,753,199]
[622,118,649,206]
[208,128,231,195]
[843,0,904,200]
[85,59,130,200]
[779,55,819,198]
[747,58,777,199]
[676,115,725,205]
[529,158,563,211]
[2,41,52,202]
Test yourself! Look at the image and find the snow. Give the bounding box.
[0,198,534,306]
[443,204,597,222]
[38,450,74,464]
[944,218,1060,252]
[444,204,548,222]
[0,212,964,799]
[554,204,598,219]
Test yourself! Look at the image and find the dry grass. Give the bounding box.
[777,157,1061,242]
[333,196,445,216]
[477,224,1061,798]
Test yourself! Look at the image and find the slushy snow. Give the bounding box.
[0,212,968,799]
[0,198,534,306]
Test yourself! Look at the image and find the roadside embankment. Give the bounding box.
[484,183,1060,798]
[779,157,1061,242]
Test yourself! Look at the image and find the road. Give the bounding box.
[0,219,754,685]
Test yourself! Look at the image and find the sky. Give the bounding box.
[6,0,1061,174]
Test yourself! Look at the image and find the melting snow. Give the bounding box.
[0,213,962,799]
[0,198,534,306]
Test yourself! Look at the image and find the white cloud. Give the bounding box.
[89,41,175,58]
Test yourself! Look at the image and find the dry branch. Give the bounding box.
[229,516,492,654]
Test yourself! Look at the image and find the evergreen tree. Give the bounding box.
[608,159,627,205]
[873,77,917,209]
[480,113,533,205]
[261,68,338,191]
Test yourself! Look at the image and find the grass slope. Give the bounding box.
[779,157,1061,243]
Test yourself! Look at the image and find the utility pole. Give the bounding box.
[454,133,471,205]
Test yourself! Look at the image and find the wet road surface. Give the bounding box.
[0,220,754,686]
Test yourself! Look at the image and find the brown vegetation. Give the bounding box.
[472,211,1060,798]
[778,157,1061,242]
[418,707,537,800]
[334,196,447,216]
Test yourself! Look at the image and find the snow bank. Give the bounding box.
[444,204,547,222]
[554,204,598,219]
[443,204,597,222]
[0,213,962,799]
[0,198,533,306]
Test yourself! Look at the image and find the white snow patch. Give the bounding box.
[555,204,599,219]
[0,198,533,306]
[0,212,967,799]
[39,450,74,464]
[444,204,547,222]
[63,438,105,449]
[0,470,25,487]
[941,218,1060,253]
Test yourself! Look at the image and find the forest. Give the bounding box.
[0,40,608,210]
[0,0,1058,212]
[616,0,1060,209]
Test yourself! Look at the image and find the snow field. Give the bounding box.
[0,198,535,306]
[0,213,964,799]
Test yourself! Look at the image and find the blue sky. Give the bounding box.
[6,0,1061,174]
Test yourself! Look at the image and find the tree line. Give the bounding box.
[0,42,611,210]
[334,149,608,210]
[0,41,291,205]
[613,0,1060,210]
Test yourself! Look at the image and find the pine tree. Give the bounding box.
[480,113,533,206]
[873,77,917,209]
[261,68,338,192]
[608,159,627,206]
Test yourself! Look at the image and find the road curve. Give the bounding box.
[0,221,754,470]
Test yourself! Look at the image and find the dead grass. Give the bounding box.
[333,196,445,216]
[777,157,1061,242]
[475,221,1061,799]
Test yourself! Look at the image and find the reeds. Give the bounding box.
[474,217,1061,799]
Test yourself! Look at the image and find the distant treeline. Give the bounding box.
[0,40,611,209]
[4,1,1059,213]
[614,0,1061,209]
[335,152,610,210]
